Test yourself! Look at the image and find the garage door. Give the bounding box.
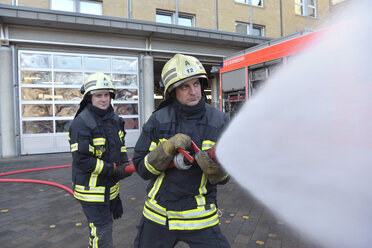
[18,50,140,154]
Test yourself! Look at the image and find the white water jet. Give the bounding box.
[216,1,372,248]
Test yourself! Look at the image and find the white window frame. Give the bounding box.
[50,0,103,15]
[235,22,265,37]
[295,0,317,18]
[234,0,263,7]
[156,10,195,27]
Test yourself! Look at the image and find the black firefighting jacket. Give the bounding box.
[133,99,229,230]
[68,104,129,204]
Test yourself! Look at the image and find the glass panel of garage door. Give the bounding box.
[84,56,110,71]
[112,74,138,87]
[23,121,53,134]
[113,58,138,73]
[54,55,82,69]
[114,103,138,116]
[55,88,82,101]
[21,88,53,101]
[123,118,139,130]
[56,120,72,133]
[20,71,52,84]
[55,104,79,117]
[20,53,51,68]
[115,89,138,100]
[22,104,53,117]
[55,72,83,86]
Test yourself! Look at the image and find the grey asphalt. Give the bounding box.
[0,150,323,248]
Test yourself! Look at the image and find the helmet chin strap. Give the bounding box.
[80,85,85,95]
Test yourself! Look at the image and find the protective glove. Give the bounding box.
[147,133,191,171]
[195,150,228,184]
[113,162,132,180]
[110,195,123,220]
[163,133,191,156]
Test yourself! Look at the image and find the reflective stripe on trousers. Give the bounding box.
[88,222,113,248]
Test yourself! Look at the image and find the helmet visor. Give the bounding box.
[90,89,115,95]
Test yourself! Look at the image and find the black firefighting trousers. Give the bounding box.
[81,202,113,248]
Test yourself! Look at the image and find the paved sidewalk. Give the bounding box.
[0,150,322,248]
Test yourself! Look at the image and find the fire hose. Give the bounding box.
[0,141,217,195]
[0,164,75,195]
[0,178,74,195]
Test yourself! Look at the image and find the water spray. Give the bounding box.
[216,1,372,248]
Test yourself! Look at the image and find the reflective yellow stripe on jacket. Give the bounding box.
[144,139,168,175]
[143,198,167,225]
[168,204,219,230]
[143,198,219,230]
[74,185,105,202]
[93,137,105,146]
[195,173,207,206]
[118,130,124,141]
[202,140,215,151]
[121,146,127,153]
[73,158,106,203]
[144,155,162,175]
[89,159,104,187]
[149,141,157,151]
[142,163,219,230]
[110,182,120,200]
[70,143,78,152]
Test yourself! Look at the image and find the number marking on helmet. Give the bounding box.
[183,66,196,76]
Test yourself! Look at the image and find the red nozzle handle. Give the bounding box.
[176,148,194,163]
[124,164,136,173]
[175,140,201,164]
[191,141,201,152]
[208,145,218,163]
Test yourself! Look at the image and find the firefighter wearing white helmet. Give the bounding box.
[82,72,115,98]
[75,72,116,117]
[133,54,231,248]
[69,72,132,248]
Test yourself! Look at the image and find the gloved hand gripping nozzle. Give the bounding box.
[173,141,228,184]
[147,133,191,171]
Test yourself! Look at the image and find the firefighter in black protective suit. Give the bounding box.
[68,72,132,248]
[133,54,231,247]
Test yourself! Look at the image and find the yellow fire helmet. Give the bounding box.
[160,54,208,96]
[81,72,116,100]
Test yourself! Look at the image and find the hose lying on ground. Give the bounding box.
[0,159,134,196]
[0,178,74,195]
[0,164,74,195]
[0,164,72,177]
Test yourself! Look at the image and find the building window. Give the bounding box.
[156,10,195,27]
[156,11,173,24]
[295,0,317,18]
[236,22,265,37]
[178,14,194,27]
[51,0,102,15]
[235,0,263,7]
[331,0,346,4]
